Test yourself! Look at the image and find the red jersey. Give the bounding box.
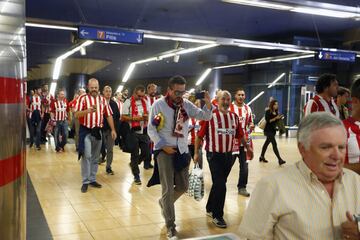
[304,95,339,118]
[197,109,244,153]
[343,117,360,164]
[230,103,253,151]
[74,94,112,129]
[188,118,201,145]
[146,95,159,106]
[41,93,54,113]
[50,99,69,121]
[29,95,42,118]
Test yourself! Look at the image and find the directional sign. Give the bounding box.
[315,50,356,63]
[78,26,143,45]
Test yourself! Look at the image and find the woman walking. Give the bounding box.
[259,99,286,165]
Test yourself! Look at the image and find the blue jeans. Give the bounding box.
[81,133,102,184]
[54,120,68,150]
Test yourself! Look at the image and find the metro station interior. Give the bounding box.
[1,0,360,239]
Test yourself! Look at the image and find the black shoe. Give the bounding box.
[212,217,227,228]
[81,184,88,193]
[36,146,41,151]
[29,142,33,148]
[89,181,102,188]
[144,163,154,170]
[99,157,106,165]
[259,156,268,163]
[238,188,250,197]
[134,176,141,185]
[279,159,286,165]
[106,168,114,175]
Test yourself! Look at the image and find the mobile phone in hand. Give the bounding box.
[195,91,205,99]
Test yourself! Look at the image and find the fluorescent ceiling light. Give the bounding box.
[282,48,314,53]
[223,0,292,10]
[249,60,271,65]
[176,44,219,55]
[268,73,286,88]
[50,82,57,96]
[116,85,124,93]
[237,43,277,50]
[213,63,246,69]
[272,54,313,62]
[196,68,212,86]
[248,91,265,106]
[144,34,216,44]
[53,58,63,80]
[188,88,195,93]
[122,63,136,83]
[52,40,94,80]
[134,57,158,64]
[222,0,360,19]
[25,22,77,31]
[291,7,358,18]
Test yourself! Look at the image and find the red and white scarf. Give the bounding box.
[131,96,148,128]
[165,94,188,137]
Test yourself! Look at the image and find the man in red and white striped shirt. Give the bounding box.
[29,86,43,150]
[50,89,71,152]
[74,78,117,193]
[195,90,253,228]
[343,78,360,174]
[304,73,340,117]
[229,88,254,197]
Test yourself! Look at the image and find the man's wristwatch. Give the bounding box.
[354,214,360,233]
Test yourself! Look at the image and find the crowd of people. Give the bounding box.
[26,73,359,240]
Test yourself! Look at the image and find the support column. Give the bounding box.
[198,54,228,98]
[0,0,27,239]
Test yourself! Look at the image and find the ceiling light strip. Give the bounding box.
[247,91,265,106]
[25,22,77,31]
[196,68,212,86]
[222,0,360,19]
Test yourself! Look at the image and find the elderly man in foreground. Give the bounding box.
[239,112,360,240]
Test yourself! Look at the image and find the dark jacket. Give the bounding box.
[264,109,279,136]
[103,99,120,131]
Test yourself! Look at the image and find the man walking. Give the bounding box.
[74,78,116,193]
[50,89,71,152]
[229,88,254,197]
[100,86,120,175]
[195,90,253,228]
[147,75,213,239]
[121,85,151,184]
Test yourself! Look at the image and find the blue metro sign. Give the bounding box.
[315,50,356,63]
[78,25,143,45]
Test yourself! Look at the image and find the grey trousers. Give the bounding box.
[81,133,102,184]
[102,129,114,169]
[157,151,189,229]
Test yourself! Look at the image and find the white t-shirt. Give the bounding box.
[122,98,150,134]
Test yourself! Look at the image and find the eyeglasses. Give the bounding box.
[173,90,186,97]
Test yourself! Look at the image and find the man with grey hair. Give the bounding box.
[195,90,253,228]
[239,112,360,239]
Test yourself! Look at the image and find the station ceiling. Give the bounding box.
[25,0,360,85]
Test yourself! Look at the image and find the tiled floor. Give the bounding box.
[27,136,301,239]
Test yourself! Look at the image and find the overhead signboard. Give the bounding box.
[78,25,143,45]
[315,50,356,63]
